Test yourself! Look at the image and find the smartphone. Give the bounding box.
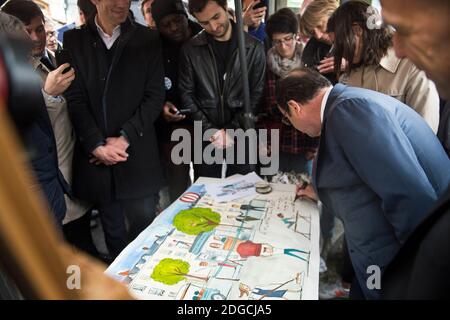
[169,108,190,115]
[178,108,192,115]
[253,1,267,10]
[55,49,73,74]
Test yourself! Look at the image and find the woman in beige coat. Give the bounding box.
[327,1,440,133]
[32,57,98,257]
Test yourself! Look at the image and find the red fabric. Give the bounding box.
[236,241,262,258]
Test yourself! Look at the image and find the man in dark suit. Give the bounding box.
[276,67,450,299]
[380,0,450,299]
[63,0,165,258]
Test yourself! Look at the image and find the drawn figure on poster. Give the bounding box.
[227,214,261,223]
[231,203,266,212]
[235,241,310,264]
[277,213,295,229]
[238,273,303,300]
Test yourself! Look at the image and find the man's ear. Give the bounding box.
[287,100,301,115]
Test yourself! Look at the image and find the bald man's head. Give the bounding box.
[380,0,450,98]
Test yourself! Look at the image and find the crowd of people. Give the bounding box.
[0,0,449,300]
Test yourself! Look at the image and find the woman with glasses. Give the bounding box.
[259,8,318,178]
[327,1,440,133]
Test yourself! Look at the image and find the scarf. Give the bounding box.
[267,43,303,79]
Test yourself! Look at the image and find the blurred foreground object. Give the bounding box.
[0,36,132,300]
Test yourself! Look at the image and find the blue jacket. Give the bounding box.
[23,95,69,226]
[314,84,450,299]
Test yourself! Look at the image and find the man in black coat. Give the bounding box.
[380,0,450,299]
[64,0,165,258]
[180,0,266,179]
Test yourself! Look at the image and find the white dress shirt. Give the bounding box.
[95,15,121,50]
[320,86,334,125]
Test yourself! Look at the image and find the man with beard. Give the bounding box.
[179,0,265,179]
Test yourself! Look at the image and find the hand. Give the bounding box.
[90,144,128,166]
[243,1,266,29]
[295,184,318,202]
[106,136,130,153]
[210,129,234,149]
[43,63,75,96]
[317,57,348,74]
[162,102,186,122]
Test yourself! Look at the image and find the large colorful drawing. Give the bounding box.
[106,175,320,300]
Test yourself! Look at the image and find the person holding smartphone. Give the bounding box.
[180,0,266,179]
[151,0,203,205]
[299,0,340,84]
[242,0,267,42]
[2,1,100,258]
[327,1,440,133]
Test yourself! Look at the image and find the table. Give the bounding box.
[106,175,320,300]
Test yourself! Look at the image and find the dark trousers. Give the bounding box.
[63,210,99,258]
[98,195,157,259]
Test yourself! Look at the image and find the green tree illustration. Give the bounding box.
[173,208,221,235]
[151,258,208,285]
[173,207,253,236]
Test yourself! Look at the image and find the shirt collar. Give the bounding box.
[320,86,333,124]
[95,15,121,49]
[379,47,402,74]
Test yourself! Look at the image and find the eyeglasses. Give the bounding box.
[272,34,296,47]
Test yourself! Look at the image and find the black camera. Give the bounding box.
[0,35,45,132]
[253,1,267,10]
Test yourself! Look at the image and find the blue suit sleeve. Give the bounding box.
[328,99,439,244]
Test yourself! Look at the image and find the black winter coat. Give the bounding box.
[179,29,266,131]
[63,17,165,204]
